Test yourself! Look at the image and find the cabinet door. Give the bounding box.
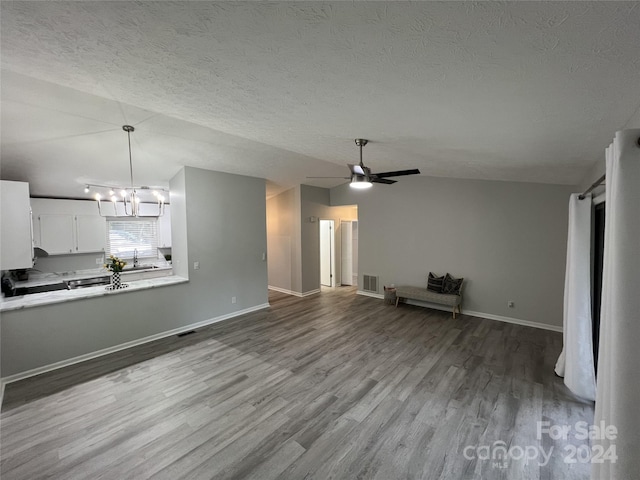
[75,215,106,253]
[0,180,33,269]
[158,206,172,248]
[39,214,75,254]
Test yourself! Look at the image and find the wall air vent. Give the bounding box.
[363,275,379,293]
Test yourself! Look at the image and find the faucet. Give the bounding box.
[133,248,139,267]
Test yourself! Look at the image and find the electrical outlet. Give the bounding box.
[96,257,103,265]
[231,296,237,304]
[508,301,515,308]
[194,261,200,270]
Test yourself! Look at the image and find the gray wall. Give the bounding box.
[1,167,268,377]
[33,253,104,273]
[331,175,575,328]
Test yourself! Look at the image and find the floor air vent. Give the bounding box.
[363,275,379,293]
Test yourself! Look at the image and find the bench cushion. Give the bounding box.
[395,285,461,307]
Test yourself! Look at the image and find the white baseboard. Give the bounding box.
[268,286,320,297]
[462,309,563,332]
[1,303,270,386]
[356,290,384,299]
[301,289,321,297]
[357,292,562,332]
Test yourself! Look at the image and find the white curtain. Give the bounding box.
[592,129,640,480]
[555,193,596,401]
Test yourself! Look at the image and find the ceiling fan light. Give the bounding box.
[350,175,373,189]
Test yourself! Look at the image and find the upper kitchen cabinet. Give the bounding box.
[138,202,171,248]
[158,205,171,248]
[38,214,75,254]
[0,180,34,270]
[31,198,106,255]
[75,215,107,253]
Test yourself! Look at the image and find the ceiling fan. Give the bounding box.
[307,139,420,189]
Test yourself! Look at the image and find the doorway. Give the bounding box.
[319,219,335,287]
[592,201,605,373]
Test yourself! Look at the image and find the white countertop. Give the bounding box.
[13,265,173,288]
[1,272,187,313]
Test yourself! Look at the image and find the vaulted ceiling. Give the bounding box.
[2,1,639,199]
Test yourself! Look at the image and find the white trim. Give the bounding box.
[301,289,321,297]
[463,309,562,332]
[357,292,562,332]
[356,290,384,299]
[268,286,320,297]
[1,303,270,386]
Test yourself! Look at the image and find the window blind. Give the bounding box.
[106,218,158,259]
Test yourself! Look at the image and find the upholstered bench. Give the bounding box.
[395,273,464,318]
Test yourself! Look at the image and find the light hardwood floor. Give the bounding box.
[1,288,593,479]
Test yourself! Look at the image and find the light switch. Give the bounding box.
[194,261,200,270]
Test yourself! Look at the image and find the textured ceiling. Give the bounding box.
[2,1,640,199]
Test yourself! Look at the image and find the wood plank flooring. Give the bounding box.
[1,287,593,479]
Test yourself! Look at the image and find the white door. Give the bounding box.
[341,220,353,285]
[319,220,334,287]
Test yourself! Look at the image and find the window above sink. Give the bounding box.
[106,218,159,261]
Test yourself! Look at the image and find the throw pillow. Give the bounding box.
[427,272,444,292]
[442,273,463,295]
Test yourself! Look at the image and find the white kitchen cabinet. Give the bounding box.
[158,205,172,248]
[0,180,33,270]
[75,215,107,253]
[39,214,75,254]
[32,199,106,255]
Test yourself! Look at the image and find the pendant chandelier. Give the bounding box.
[85,125,167,217]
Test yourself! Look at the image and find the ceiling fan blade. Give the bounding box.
[306,176,350,179]
[371,177,397,184]
[373,169,421,178]
[348,164,365,175]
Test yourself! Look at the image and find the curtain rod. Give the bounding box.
[578,137,640,200]
[578,135,640,200]
[579,174,606,200]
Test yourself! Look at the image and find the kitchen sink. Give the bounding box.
[125,265,160,271]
